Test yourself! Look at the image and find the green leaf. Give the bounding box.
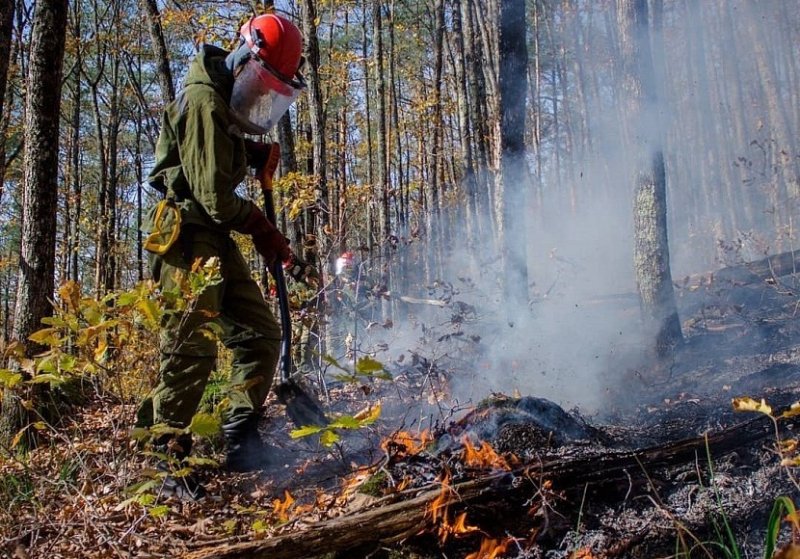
[59,354,77,373]
[29,373,66,385]
[289,425,325,439]
[332,372,357,383]
[41,316,67,328]
[355,356,385,374]
[322,353,351,373]
[82,304,103,326]
[148,504,170,518]
[188,412,220,438]
[329,416,361,429]
[114,495,140,510]
[117,291,139,307]
[186,456,219,468]
[28,328,62,347]
[0,369,23,388]
[320,429,340,447]
[136,493,156,506]
[149,423,184,438]
[136,298,161,325]
[131,479,160,495]
[129,427,152,442]
[172,466,193,478]
[36,356,57,374]
[764,496,796,559]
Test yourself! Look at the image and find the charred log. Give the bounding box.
[186,414,788,559]
[684,249,800,287]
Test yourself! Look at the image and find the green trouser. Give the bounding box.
[136,227,281,430]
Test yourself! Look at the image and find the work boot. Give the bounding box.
[222,414,272,472]
[153,434,207,501]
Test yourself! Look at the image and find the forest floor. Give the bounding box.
[2,270,800,559]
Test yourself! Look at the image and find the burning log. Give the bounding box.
[186,413,789,559]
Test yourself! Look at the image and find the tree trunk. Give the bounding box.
[373,0,391,319]
[617,0,682,358]
[451,0,478,248]
[426,0,444,259]
[100,54,121,292]
[141,0,174,104]
[461,0,492,239]
[2,0,69,448]
[69,38,82,285]
[276,112,299,244]
[360,3,375,257]
[0,0,14,204]
[497,0,529,306]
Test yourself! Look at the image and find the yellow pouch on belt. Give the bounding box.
[144,199,181,255]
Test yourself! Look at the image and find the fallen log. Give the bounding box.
[713,249,800,284]
[673,249,800,290]
[187,415,785,559]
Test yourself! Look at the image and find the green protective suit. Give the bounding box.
[137,45,281,430]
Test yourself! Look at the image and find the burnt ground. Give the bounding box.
[333,274,800,559]
[258,274,800,559]
[2,275,800,558]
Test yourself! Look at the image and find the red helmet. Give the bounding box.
[231,14,306,133]
[239,14,304,91]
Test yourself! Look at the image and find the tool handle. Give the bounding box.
[258,143,292,383]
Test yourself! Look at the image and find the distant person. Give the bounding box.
[137,13,311,500]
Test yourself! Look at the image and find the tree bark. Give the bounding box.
[617,0,682,357]
[2,0,68,447]
[461,0,493,238]
[0,0,14,204]
[300,0,330,279]
[141,0,174,104]
[373,0,391,319]
[451,0,478,248]
[497,0,529,306]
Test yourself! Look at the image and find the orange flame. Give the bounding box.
[428,473,451,525]
[464,536,513,559]
[462,437,511,471]
[272,490,295,523]
[426,473,480,543]
[570,548,598,559]
[450,511,480,536]
[396,476,412,492]
[381,430,433,457]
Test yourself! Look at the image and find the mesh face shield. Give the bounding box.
[230,58,304,134]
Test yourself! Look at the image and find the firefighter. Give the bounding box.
[137,13,308,500]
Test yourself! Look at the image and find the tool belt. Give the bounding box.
[143,198,182,255]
